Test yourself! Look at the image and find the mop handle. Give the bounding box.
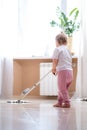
[19,70,52,100]
[35,69,52,86]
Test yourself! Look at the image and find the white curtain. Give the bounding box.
[0,0,18,98]
[76,0,87,98]
[0,58,13,98]
[0,58,4,96]
[0,0,60,98]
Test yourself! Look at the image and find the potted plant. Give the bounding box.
[50,7,80,52]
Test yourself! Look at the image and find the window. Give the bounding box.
[18,0,61,57]
[0,0,80,57]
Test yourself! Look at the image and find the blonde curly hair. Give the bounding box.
[55,32,67,45]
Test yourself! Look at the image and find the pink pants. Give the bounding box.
[57,70,73,104]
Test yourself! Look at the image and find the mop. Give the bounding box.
[7,70,52,103]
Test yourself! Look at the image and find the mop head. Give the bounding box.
[22,88,30,95]
[7,100,31,104]
[7,100,21,103]
[6,88,31,104]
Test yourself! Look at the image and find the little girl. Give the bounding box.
[52,33,73,108]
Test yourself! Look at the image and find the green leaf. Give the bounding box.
[56,6,61,14]
[50,20,58,27]
[69,8,78,16]
[59,17,65,25]
[61,12,68,23]
[74,10,79,20]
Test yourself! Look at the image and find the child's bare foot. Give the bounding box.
[62,103,70,108]
[53,103,62,107]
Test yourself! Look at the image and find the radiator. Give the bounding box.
[40,63,58,96]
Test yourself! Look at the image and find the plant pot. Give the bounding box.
[67,36,73,53]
